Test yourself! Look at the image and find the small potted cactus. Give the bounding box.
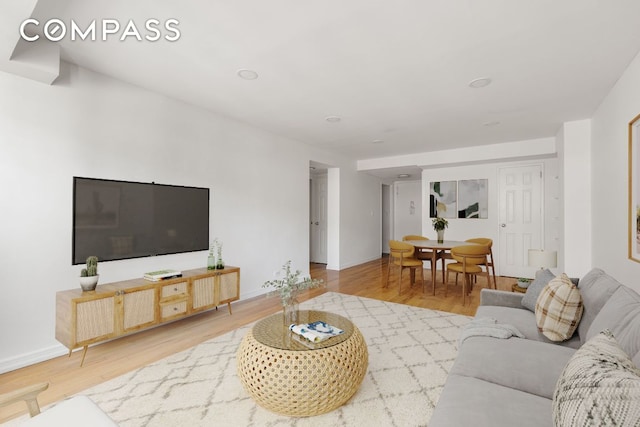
[79,256,99,291]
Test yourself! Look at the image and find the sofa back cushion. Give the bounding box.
[586,286,640,364]
[535,273,584,342]
[576,268,623,343]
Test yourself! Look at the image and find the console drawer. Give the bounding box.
[161,281,188,298]
[161,300,187,318]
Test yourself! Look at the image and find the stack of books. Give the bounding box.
[143,269,182,281]
[289,321,344,343]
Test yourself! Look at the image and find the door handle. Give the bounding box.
[315,222,319,225]
[500,223,506,228]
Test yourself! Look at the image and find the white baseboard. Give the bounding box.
[0,344,68,374]
[330,254,383,271]
[239,288,271,300]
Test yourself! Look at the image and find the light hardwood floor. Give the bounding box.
[0,256,517,422]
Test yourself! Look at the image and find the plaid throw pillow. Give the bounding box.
[553,330,640,426]
[535,273,583,341]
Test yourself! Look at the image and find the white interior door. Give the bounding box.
[310,174,328,263]
[498,164,543,278]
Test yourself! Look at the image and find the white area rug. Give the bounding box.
[9,292,470,427]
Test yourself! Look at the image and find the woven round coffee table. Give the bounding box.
[236,310,368,417]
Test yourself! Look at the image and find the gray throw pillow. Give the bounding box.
[521,269,555,312]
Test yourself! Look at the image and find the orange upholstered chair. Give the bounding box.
[402,235,445,289]
[445,244,490,305]
[386,240,425,294]
[465,238,497,289]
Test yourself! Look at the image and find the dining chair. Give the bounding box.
[445,244,490,305]
[386,240,425,294]
[465,237,497,289]
[402,235,445,291]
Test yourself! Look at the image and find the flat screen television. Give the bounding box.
[72,177,209,265]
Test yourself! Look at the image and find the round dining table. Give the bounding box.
[403,240,480,294]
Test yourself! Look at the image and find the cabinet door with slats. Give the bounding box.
[192,276,215,310]
[216,271,240,304]
[76,297,115,344]
[123,289,157,331]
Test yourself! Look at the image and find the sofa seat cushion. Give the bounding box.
[452,336,575,399]
[535,273,583,342]
[22,395,117,426]
[429,374,553,427]
[576,268,623,343]
[475,305,581,348]
[553,330,640,427]
[587,285,640,366]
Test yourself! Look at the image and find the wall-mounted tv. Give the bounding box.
[73,177,209,265]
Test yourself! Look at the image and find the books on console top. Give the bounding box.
[144,269,182,281]
[289,321,344,343]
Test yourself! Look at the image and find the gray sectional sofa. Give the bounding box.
[429,268,640,426]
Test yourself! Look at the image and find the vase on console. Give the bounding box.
[79,256,99,292]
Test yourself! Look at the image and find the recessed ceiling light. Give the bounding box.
[397,174,411,178]
[483,121,501,127]
[372,139,384,144]
[468,77,492,88]
[325,116,341,123]
[237,69,259,80]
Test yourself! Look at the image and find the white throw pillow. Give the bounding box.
[553,329,640,426]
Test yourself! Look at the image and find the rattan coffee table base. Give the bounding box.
[237,324,368,417]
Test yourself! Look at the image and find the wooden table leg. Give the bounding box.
[431,252,437,295]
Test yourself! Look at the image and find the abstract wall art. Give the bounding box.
[458,179,488,219]
[429,181,457,218]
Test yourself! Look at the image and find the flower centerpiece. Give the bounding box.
[263,260,324,325]
[432,217,449,243]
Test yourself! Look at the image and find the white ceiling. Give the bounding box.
[5,1,640,176]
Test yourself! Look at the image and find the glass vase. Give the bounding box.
[282,295,300,327]
[207,254,215,270]
[437,229,445,243]
[216,249,224,269]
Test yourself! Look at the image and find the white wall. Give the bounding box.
[421,158,560,276]
[382,184,391,253]
[557,120,592,277]
[0,62,381,372]
[591,50,640,291]
[393,180,422,240]
[336,167,382,269]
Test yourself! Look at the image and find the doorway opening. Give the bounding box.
[310,161,338,269]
